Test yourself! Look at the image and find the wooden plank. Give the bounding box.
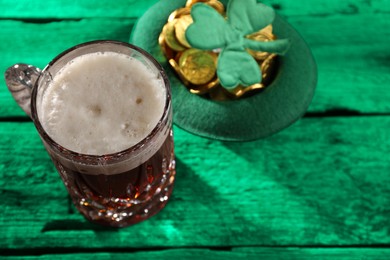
[283,11,390,113]
[0,0,158,19]
[0,18,136,117]
[262,0,390,17]
[0,0,388,18]
[1,12,389,117]
[1,116,390,249]
[3,248,390,259]
[233,247,390,259]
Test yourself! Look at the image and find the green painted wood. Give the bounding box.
[262,0,390,16]
[1,116,390,249]
[233,247,390,259]
[0,0,388,18]
[1,0,390,257]
[0,0,158,19]
[3,248,390,259]
[286,13,390,114]
[0,18,137,117]
[1,4,390,117]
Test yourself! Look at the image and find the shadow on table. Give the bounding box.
[42,218,119,232]
[161,156,275,243]
[220,133,390,245]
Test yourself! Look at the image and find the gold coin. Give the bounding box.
[186,0,225,14]
[158,33,175,59]
[261,25,273,35]
[189,78,219,95]
[228,54,278,98]
[260,54,278,85]
[228,83,265,98]
[175,15,193,48]
[189,84,214,95]
[246,25,276,60]
[169,7,191,22]
[179,49,217,85]
[162,20,186,52]
[185,0,206,7]
[169,58,192,87]
[206,0,225,14]
[169,56,218,95]
[168,10,178,22]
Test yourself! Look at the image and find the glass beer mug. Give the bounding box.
[5,40,176,227]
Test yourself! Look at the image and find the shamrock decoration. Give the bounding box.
[185,0,290,89]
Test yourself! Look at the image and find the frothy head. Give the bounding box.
[38,51,166,155]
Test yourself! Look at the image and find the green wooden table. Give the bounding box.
[1,0,390,259]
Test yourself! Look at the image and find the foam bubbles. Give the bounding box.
[39,52,166,155]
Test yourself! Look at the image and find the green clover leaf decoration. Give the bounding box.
[185,0,290,89]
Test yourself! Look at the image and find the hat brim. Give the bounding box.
[130,0,317,141]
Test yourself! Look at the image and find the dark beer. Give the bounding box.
[52,132,175,227]
[31,42,175,227]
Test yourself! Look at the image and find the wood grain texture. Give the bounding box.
[0,0,388,18]
[0,18,136,117]
[0,0,159,19]
[3,248,390,259]
[1,1,390,117]
[1,0,390,257]
[1,116,390,250]
[288,13,390,114]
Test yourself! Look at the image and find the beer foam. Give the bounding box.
[39,52,166,155]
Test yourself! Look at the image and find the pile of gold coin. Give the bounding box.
[158,0,279,100]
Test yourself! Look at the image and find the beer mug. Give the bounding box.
[5,40,176,227]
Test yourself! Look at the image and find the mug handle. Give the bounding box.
[5,64,41,118]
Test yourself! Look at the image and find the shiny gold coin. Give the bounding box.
[186,0,225,14]
[158,33,175,59]
[175,15,193,48]
[205,0,225,14]
[168,10,178,22]
[260,54,278,85]
[162,20,186,52]
[169,56,218,95]
[227,53,277,98]
[185,0,207,7]
[169,58,191,86]
[228,83,265,98]
[260,25,273,35]
[189,78,219,95]
[246,25,277,60]
[169,7,191,22]
[179,49,217,85]
[158,32,166,51]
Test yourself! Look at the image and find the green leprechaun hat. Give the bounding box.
[130,0,317,141]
